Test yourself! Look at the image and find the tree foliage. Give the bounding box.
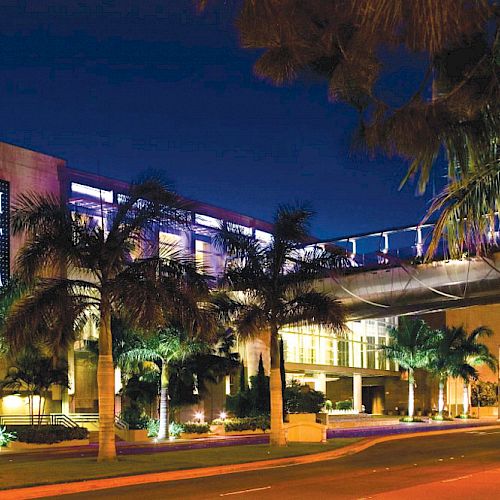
[200,1,500,255]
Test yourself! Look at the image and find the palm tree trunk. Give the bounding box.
[438,377,445,417]
[157,362,170,440]
[270,328,286,447]
[408,369,415,418]
[97,297,117,462]
[462,382,470,416]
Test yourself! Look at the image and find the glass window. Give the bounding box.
[159,231,182,258]
[366,336,376,369]
[338,339,350,367]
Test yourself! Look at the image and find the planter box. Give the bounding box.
[285,414,326,443]
[7,439,89,450]
[224,429,267,436]
[115,428,149,442]
[125,429,149,442]
[179,432,211,439]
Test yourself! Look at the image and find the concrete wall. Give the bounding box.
[0,142,67,273]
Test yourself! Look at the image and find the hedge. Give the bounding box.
[181,422,210,434]
[6,425,89,444]
[221,416,270,432]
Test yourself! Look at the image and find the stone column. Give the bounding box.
[353,373,363,413]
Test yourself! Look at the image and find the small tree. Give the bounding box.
[449,326,497,417]
[251,355,270,415]
[381,318,434,420]
[0,348,69,425]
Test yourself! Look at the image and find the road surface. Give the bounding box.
[51,428,500,499]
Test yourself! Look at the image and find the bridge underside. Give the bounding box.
[322,252,500,320]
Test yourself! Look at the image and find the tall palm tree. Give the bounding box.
[381,317,434,419]
[4,178,214,461]
[200,1,498,254]
[449,325,497,417]
[118,327,207,440]
[215,205,345,446]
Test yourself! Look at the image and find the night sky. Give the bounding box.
[0,1,441,238]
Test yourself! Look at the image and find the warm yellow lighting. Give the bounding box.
[2,394,25,412]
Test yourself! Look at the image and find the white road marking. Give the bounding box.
[220,486,272,496]
[441,474,472,483]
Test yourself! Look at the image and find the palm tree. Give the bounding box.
[3,178,214,461]
[381,317,434,420]
[215,205,345,446]
[449,325,497,417]
[200,1,498,254]
[118,327,207,440]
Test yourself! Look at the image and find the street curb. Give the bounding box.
[4,424,500,499]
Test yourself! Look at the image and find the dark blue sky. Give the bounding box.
[0,1,440,238]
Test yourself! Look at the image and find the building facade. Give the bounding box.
[0,141,497,419]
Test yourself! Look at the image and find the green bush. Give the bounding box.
[335,400,353,411]
[6,425,88,444]
[284,381,326,414]
[223,416,270,432]
[399,417,424,423]
[121,405,149,430]
[169,421,184,438]
[147,418,159,438]
[181,422,210,434]
[0,426,17,447]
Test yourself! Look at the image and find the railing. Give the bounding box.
[67,413,99,425]
[0,414,79,428]
[0,413,130,430]
[114,415,129,431]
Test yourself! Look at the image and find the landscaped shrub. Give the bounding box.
[222,416,270,433]
[121,405,149,430]
[6,425,88,444]
[0,426,17,447]
[169,421,184,438]
[284,380,326,414]
[335,400,353,411]
[147,418,159,438]
[181,422,210,434]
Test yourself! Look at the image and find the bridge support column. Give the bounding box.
[353,373,362,413]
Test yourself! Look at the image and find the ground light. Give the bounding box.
[219,411,227,420]
[194,411,204,423]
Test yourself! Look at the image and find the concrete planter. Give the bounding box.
[471,406,498,418]
[179,432,211,440]
[224,429,268,436]
[7,439,89,450]
[115,428,149,442]
[285,413,326,443]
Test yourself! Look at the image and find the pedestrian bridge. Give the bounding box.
[317,222,500,320]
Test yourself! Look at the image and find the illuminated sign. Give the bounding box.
[0,179,9,287]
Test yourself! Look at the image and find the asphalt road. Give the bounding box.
[52,429,500,499]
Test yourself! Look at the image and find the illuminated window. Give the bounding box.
[159,231,182,258]
[195,239,212,269]
[195,213,221,229]
[71,183,113,204]
[255,230,272,244]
